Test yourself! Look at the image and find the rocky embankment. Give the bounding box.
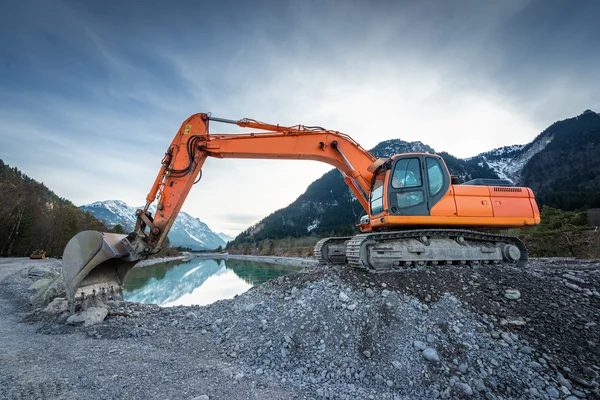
[0,257,599,399]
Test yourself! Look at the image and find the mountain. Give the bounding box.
[0,160,108,257]
[468,110,600,209]
[519,110,600,209]
[217,232,235,243]
[231,110,600,245]
[80,200,226,250]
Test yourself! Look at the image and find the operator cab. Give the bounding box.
[369,154,450,217]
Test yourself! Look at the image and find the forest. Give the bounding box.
[0,160,109,257]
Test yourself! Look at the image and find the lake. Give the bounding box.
[123,257,302,306]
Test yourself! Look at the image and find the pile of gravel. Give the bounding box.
[7,259,600,399]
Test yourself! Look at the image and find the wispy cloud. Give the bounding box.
[1,0,599,236]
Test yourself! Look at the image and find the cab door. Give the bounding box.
[387,155,450,217]
[387,156,429,216]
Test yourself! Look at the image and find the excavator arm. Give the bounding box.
[127,113,378,258]
[62,113,379,305]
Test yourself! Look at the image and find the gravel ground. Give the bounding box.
[1,257,599,400]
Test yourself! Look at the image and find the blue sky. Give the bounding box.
[1,0,599,235]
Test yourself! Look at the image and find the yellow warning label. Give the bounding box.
[184,124,192,134]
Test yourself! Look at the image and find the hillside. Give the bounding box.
[231,110,600,246]
[520,110,600,209]
[0,160,108,257]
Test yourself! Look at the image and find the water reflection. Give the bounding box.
[123,258,301,307]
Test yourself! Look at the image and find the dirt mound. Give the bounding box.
[3,258,600,399]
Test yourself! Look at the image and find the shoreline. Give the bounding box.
[187,252,319,268]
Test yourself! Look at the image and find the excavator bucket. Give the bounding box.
[62,231,138,306]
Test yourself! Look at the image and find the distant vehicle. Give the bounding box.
[30,249,46,259]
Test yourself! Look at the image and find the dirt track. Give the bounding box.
[1,257,599,400]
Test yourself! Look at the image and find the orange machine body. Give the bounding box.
[138,113,540,252]
[361,153,540,232]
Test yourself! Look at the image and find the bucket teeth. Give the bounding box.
[62,231,139,309]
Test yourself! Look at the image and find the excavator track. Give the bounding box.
[344,229,528,272]
[314,237,352,264]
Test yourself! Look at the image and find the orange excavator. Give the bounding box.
[62,113,540,306]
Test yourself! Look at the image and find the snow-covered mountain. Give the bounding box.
[80,200,226,250]
[469,110,599,184]
[469,135,553,184]
[217,232,235,243]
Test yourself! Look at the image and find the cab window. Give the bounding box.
[391,158,422,189]
[394,191,424,208]
[370,168,385,215]
[426,157,444,196]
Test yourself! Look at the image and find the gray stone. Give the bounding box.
[84,307,109,326]
[461,383,473,396]
[557,373,572,390]
[562,274,585,284]
[582,367,598,379]
[66,312,86,326]
[44,297,69,314]
[30,272,66,306]
[501,332,514,344]
[565,283,582,292]
[459,363,468,374]
[339,291,350,302]
[473,379,486,392]
[504,289,521,300]
[365,288,375,297]
[545,386,559,398]
[66,307,108,327]
[381,289,390,297]
[29,278,51,290]
[391,360,402,369]
[507,318,526,327]
[28,265,55,278]
[529,361,543,369]
[192,396,209,400]
[518,346,534,355]
[422,348,440,362]
[363,350,371,358]
[347,303,357,311]
[413,340,427,350]
[244,304,256,312]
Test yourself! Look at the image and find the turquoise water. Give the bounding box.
[123,258,302,306]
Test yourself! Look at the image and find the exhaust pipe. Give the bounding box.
[62,231,138,307]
